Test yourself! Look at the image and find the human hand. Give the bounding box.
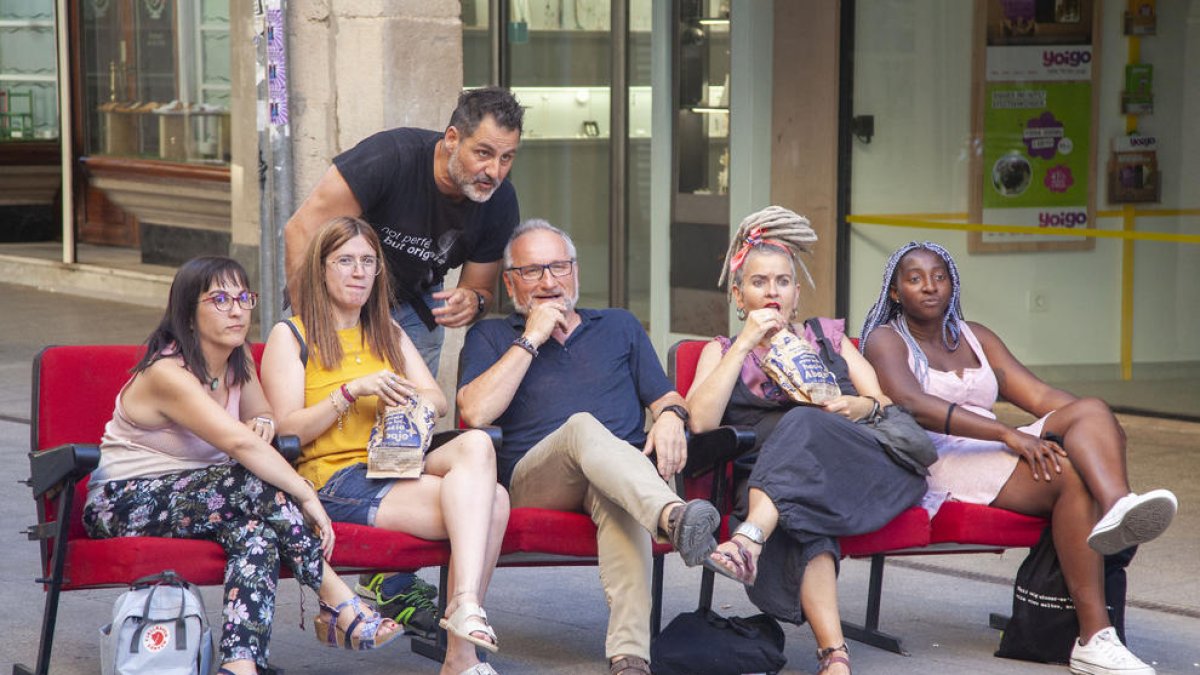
[822,395,874,421]
[1004,429,1066,481]
[246,416,275,443]
[644,412,688,480]
[347,370,416,408]
[735,307,787,350]
[432,287,481,327]
[522,302,568,347]
[298,494,335,559]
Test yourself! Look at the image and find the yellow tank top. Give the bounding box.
[291,318,390,488]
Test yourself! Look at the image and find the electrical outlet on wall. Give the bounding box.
[1028,290,1049,313]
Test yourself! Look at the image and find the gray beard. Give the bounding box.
[448,150,497,203]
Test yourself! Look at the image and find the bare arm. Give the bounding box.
[644,391,688,480]
[431,260,502,328]
[261,322,343,444]
[396,327,449,416]
[237,367,276,442]
[128,361,318,503]
[685,340,742,433]
[970,322,1077,417]
[866,325,1066,479]
[284,165,364,305]
[457,302,566,426]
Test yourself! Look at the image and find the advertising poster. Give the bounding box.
[970,0,1098,252]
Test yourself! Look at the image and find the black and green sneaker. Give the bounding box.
[355,573,439,637]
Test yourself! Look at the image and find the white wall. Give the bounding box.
[847,0,1198,368]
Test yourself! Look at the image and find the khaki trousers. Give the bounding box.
[509,412,680,662]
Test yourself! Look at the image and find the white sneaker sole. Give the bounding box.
[1088,491,1177,556]
[1070,659,1156,675]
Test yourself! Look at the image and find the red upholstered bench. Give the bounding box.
[19,344,688,674]
[667,339,1049,655]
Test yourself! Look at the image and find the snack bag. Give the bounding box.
[366,396,437,479]
[760,330,841,404]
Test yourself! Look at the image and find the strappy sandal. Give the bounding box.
[439,600,499,653]
[313,595,400,650]
[703,537,757,586]
[610,655,651,675]
[816,643,851,674]
[665,499,720,566]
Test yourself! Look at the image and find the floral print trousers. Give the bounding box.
[83,462,324,667]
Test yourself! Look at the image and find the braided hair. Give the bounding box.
[717,205,818,299]
[859,241,964,386]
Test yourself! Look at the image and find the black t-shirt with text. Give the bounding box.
[333,128,519,309]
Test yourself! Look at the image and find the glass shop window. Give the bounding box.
[0,0,59,141]
[81,0,230,165]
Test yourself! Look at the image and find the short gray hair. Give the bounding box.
[503,218,578,268]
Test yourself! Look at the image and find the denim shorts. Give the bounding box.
[317,463,395,527]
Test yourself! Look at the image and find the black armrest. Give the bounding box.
[26,444,101,498]
[431,426,502,452]
[272,434,302,463]
[681,426,756,479]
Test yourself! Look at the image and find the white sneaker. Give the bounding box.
[1069,627,1155,675]
[1087,489,1178,555]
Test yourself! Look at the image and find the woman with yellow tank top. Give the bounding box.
[262,217,509,675]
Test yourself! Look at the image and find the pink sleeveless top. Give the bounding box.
[896,319,1046,505]
[89,368,241,487]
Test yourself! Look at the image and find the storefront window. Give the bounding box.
[81,0,230,164]
[0,0,59,141]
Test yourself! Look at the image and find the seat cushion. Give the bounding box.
[839,506,932,557]
[929,501,1046,547]
[501,507,672,561]
[57,522,451,590]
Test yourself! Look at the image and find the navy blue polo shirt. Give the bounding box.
[459,308,674,487]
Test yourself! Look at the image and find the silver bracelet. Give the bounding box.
[733,522,766,546]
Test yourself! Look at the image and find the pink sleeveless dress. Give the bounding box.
[900,320,1052,505]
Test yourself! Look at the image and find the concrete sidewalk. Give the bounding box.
[2,283,1197,674]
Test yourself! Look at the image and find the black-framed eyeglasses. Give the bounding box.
[505,259,576,281]
[327,255,382,276]
[201,290,259,312]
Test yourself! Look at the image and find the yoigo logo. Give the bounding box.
[1039,211,1087,228]
[1042,50,1092,67]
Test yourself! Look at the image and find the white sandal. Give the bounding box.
[458,663,499,675]
[439,601,499,653]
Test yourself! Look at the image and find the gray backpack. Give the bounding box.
[100,570,214,675]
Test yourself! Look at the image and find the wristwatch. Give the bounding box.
[659,404,690,425]
[472,289,487,318]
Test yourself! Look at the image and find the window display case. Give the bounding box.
[0,0,58,141]
[80,0,230,164]
[670,0,732,337]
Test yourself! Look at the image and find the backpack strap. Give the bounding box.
[804,318,837,366]
[282,318,308,367]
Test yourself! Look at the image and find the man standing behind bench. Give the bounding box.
[457,220,720,675]
[284,86,522,637]
[285,86,523,375]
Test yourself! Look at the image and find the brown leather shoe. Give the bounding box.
[610,655,651,675]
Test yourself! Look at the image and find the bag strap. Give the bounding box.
[804,318,837,366]
[283,318,308,367]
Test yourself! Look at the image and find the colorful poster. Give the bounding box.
[971,0,1097,252]
[981,80,1091,241]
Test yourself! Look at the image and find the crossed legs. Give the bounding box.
[373,429,510,674]
[509,413,686,668]
[707,488,850,675]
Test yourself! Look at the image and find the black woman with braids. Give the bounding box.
[861,241,1176,675]
[686,206,927,675]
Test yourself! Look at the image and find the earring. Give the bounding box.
[790,306,799,320]
[736,307,747,321]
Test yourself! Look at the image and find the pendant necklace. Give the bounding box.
[208,377,219,390]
